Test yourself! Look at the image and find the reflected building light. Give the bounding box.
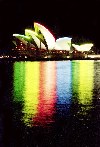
[13,62,25,101]
[78,60,94,115]
[71,60,80,103]
[33,61,57,126]
[56,61,72,118]
[94,61,100,101]
[22,62,40,127]
[57,61,72,104]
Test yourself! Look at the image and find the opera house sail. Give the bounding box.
[12,22,94,60]
[55,37,72,51]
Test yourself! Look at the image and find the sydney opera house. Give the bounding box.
[12,22,94,60]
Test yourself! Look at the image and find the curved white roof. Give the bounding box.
[72,43,93,51]
[54,37,72,50]
[13,34,30,46]
[25,29,46,49]
[34,22,56,50]
[53,43,62,50]
[56,37,72,41]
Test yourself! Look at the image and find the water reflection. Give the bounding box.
[56,61,72,104]
[13,61,57,127]
[56,61,72,117]
[13,62,25,101]
[13,60,95,127]
[72,60,94,115]
[34,61,56,126]
[71,60,80,102]
[94,61,100,101]
[2,60,100,147]
[78,61,94,101]
[22,62,40,127]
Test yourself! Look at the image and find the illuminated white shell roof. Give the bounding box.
[54,37,72,50]
[25,29,46,49]
[53,43,62,50]
[72,43,93,51]
[13,34,30,46]
[34,22,56,50]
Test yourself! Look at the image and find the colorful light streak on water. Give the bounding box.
[3,60,100,147]
[71,60,80,103]
[13,61,57,127]
[13,62,25,101]
[56,61,72,104]
[22,62,39,127]
[78,61,94,104]
[13,60,94,127]
[56,61,72,117]
[77,60,94,115]
[33,61,57,126]
[94,61,100,101]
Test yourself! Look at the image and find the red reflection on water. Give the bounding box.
[33,61,57,126]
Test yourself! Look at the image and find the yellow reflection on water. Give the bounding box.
[22,62,39,127]
[78,60,94,114]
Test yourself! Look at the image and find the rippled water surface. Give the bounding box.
[0,60,100,147]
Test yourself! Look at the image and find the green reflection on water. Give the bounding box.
[71,60,80,102]
[13,62,25,101]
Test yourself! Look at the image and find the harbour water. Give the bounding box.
[0,60,100,147]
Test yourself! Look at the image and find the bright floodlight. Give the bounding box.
[34,22,56,50]
[25,29,46,49]
[54,37,72,50]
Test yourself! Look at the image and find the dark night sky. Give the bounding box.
[0,0,100,49]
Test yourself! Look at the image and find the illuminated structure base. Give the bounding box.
[11,22,94,60]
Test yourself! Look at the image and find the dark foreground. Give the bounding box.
[0,60,100,147]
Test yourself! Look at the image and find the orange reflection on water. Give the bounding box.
[33,61,57,126]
